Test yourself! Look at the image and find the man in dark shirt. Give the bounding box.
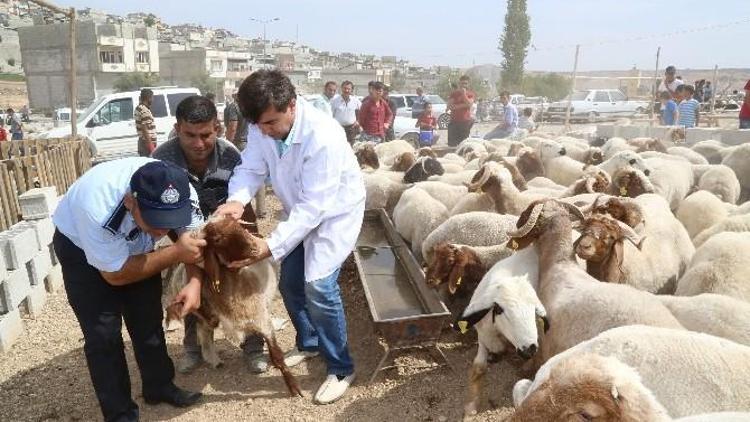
[152,95,271,373]
[358,81,393,143]
[384,85,398,141]
[447,75,476,146]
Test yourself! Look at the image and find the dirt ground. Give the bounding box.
[0,80,29,110]
[0,193,522,422]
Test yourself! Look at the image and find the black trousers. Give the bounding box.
[447,120,474,146]
[342,124,358,145]
[53,230,175,422]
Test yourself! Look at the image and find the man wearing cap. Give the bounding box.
[214,69,365,405]
[52,158,206,422]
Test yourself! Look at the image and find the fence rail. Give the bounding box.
[0,138,91,231]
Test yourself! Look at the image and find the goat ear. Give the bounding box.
[447,251,467,295]
[202,245,222,292]
[604,241,625,284]
[455,306,492,334]
[535,307,550,333]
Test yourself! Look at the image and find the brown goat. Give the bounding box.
[609,167,654,198]
[390,151,416,172]
[587,196,645,231]
[355,144,379,169]
[574,214,643,284]
[417,147,437,158]
[425,243,487,318]
[632,138,667,154]
[515,149,545,181]
[582,148,604,165]
[166,218,302,397]
[566,168,610,196]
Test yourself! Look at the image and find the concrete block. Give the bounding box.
[619,125,648,139]
[718,129,750,146]
[0,251,6,285]
[26,250,52,286]
[17,186,58,220]
[596,124,616,139]
[23,218,55,251]
[0,223,39,270]
[22,283,47,318]
[48,243,58,266]
[45,264,64,293]
[1,269,32,313]
[685,128,721,145]
[0,309,24,354]
[648,126,671,140]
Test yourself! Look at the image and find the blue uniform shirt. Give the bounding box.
[53,157,203,272]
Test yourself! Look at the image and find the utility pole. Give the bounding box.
[650,46,661,126]
[564,44,580,131]
[250,17,280,68]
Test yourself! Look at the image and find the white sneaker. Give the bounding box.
[283,347,319,367]
[314,374,355,405]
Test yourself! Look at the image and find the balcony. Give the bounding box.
[98,36,124,47]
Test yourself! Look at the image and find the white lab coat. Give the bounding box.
[228,97,365,281]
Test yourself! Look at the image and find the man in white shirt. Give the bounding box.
[330,80,361,144]
[658,65,684,100]
[213,70,365,404]
[311,81,337,115]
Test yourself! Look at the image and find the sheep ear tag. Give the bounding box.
[457,320,469,334]
[455,307,493,334]
[619,186,628,196]
[510,239,519,250]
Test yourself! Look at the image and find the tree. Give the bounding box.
[190,71,223,97]
[113,72,160,92]
[499,0,531,92]
[143,15,156,27]
[390,69,406,92]
[436,72,490,101]
[520,73,572,101]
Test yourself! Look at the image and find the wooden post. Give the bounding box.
[69,8,77,137]
[710,64,718,115]
[650,46,661,126]
[564,44,580,131]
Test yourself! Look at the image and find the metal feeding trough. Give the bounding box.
[354,209,452,383]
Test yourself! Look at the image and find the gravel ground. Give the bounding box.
[0,192,522,422]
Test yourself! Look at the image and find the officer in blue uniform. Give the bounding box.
[53,158,206,422]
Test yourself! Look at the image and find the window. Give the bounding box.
[151,94,168,118]
[609,91,627,102]
[594,91,610,102]
[94,98,133,125]
[136,52,149,64]
[571,92,589,101]
[167,93,194,116]
[391,97,405,109]
[405,96,416,107]
[99,49,124,64]
[210,60,223,72]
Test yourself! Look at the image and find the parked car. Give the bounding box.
[390,93,450,129]
[52,107,86,127]
[544,89,649,122]
[39,87,200,163]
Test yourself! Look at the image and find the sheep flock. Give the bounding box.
[356,134,750,421]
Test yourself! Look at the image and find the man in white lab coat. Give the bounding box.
[212,69,365,404]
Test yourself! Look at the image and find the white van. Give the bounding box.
[41,87,200,163]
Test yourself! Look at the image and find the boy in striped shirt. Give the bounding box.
[677,85,700,128]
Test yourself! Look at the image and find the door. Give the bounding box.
[149,93,170,144]
[390,96,408,117]
[86,97,136,160]
[608,90,629,116]
[592,91,613,116]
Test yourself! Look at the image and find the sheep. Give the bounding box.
[451,163,547,216]
[667,146,709,165]
[692,213,750,247]
[392,187,449,262]
[691,139,727,164]
[506,199,684,366]
[402,156,445,183]
[510,147,546,181]
[721,143,750,201]
[609,165,655,198]
[675,232,750,303]
[353,142,379,169]
[559,167,611,197]
[676,413,750,422]
[657,293,750,347]
[526,177,564,190]
[597,150,652,179]
[441,152,466,163]
[644,156,693,210]
[373,139,414,166]
[164,217,302,397]
[362,172,408,213]
[511,326,750,420]
[389,151,415,172]
[412,181,468,212]
[676,190,732,240]
[416,147,437,158]
[556,137,603,164]
[427,170,477,186]
[421,211,518,265]
[575,194,694,293]
[693,164,742,204]
[601,136,630,160]
[457,247,547,416]
[440,161,466,174]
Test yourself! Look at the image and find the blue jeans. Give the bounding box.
[483,125,513,140]
[740,119,750,129]
[278,244,354,376]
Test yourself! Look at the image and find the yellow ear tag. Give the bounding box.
[510,239,519,250]
[536,316,544,333]
[619,186,628,196]
[458,320,469,334]
[213,279,221,293]
[456,276,462,287]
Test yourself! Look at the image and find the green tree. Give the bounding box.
[436,72,490,101]
[143,15,156,27]
[190,72,223,97]
[499,0,531,91]
[389,69,406,92]
[113,72,160,92]
[519,73,572,101]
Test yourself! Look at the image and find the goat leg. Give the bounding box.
[264,334,303,397]
[464,344,489,418]
[197,322,222,368]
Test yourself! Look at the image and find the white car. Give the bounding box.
[40,87,200,163]
[390,94,450,129]
[545,89,649,122]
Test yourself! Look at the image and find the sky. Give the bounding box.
[61,0,750,71]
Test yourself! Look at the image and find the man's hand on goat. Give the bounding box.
[174,231,206,264]
[173,277,202,317]
[226,235,272,269]
[215,200,244,220]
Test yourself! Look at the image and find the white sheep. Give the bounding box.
[676,190,732,240]
[644,156,693,210]
[512,325,750,420]
[658,293,750,347]
[392,187,449,263]
[675,231,750,303]
[362,171,408,214]
[412,181,468,211]
[691,139,727,164]
[526,177,565,190]
[373,139,415,167]
[421,211,517,264]
[721,143,750,202]
[693,164,742,204]
[427,170,476,186]
[692,213,750,247]
[667,146,709,165]
[598,150,652,178]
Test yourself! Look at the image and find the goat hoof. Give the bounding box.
[206,358,223,369]
[463,403,478,417]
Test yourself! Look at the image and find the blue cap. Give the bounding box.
[129,161,191,229]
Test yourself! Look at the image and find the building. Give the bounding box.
[18,20,159,111]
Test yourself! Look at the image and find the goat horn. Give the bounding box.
[556,200,585,222]
[615,220,644,248]
[238,220,258,226]
[467,166,490,191]
[508,203,544,238]
[635,169,655,193]
[585,176,596,193]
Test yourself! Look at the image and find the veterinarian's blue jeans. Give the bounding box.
[278,244,354,376]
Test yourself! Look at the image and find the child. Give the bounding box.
[678,85,700,128]
[415,102,438,146]
[660,91,678,126]
[0,121,7,142]
[518,107,536,132]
